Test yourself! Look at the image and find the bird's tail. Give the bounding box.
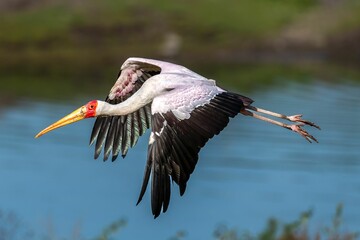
[228,92,254,107]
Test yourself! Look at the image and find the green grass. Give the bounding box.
[0,0,315,49]
[1,0,360,101]
[213,204,359,240]
[0,5,78,44]
[2,0,360,76]
[327,0,360,34]
[1,204,357,240]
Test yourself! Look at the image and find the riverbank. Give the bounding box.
[1,0,360,100]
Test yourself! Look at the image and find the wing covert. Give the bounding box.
[90,63,160,161]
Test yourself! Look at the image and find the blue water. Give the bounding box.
[0,81,359,239]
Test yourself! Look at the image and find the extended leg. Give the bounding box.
[246,106,321,130]
[240,108,319,143]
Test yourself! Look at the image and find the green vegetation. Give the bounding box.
[0,0,316,72]
[94,219,127,240]
[213,204,358,240]
[1,0,360,100]
[0,0,314,44]
[0,204,357,240]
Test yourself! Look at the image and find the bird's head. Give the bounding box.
[35,100,100,138]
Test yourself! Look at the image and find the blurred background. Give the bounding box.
[0,0,359,239]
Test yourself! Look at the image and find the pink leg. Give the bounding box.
[240,108,319,143]
[246,106,320,129]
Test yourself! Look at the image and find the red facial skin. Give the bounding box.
[85,100,98,118]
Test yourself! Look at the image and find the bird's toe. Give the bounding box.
[290,124,319,143]
[288,114,321,130]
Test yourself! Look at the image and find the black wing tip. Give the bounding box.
[152,204,169,219]
[112,154,119,161]
[153,212,160,219]
[179,184,186,196]
[136,192,145,206]
[152,204,162,219]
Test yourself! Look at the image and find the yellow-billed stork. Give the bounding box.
[35,57,320,218]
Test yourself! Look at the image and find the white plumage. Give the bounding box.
[35,57,320,218]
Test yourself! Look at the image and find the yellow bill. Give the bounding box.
[35,105,87,138]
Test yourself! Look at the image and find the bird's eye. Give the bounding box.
[89,105,94,110]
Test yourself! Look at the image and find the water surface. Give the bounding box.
[0,81,359,239]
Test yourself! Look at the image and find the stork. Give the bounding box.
[35,57,320,218]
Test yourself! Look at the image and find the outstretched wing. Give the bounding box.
[136,89,253,218]
[89,60,161,161]
[89,57,210,161]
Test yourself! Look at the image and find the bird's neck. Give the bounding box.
[96,76,167,117]
[97,100,144,116]
[96,90,154,117]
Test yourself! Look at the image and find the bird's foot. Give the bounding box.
[290,124,319,143]
[287,114,321,130]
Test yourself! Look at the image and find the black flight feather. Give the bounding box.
[90,69,160,161]
[137,91,248,218]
